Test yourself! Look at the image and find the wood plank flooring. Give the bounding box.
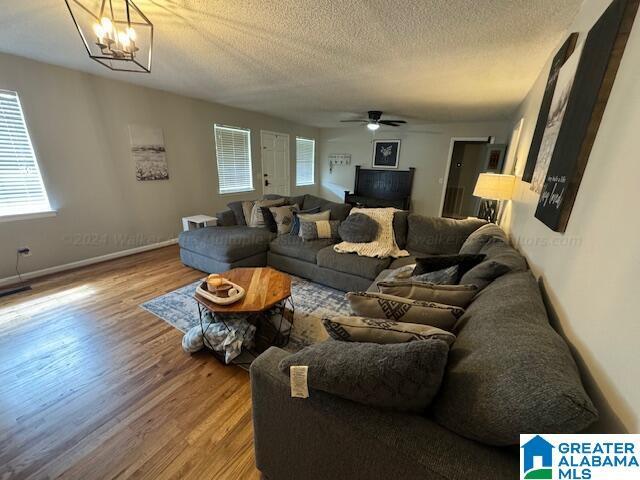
[0,246,261,480]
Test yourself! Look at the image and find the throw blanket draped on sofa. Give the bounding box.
[334,208,409,259]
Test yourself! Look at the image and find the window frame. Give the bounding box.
[0,89,54,222]
[213,124,254,195]
[295,136,315,187]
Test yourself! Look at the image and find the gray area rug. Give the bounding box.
[140,275,351,352]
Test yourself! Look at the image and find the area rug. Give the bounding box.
[140,275,351,352]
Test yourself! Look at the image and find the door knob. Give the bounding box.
[265,179,270,186]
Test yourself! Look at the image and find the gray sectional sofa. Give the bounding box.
[179,194,597,480]
[178,193,486,292]
[248,217,598,480]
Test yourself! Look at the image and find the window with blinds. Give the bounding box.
[296,137,315,186]
[214,124,254,194]
[0,90,51,218]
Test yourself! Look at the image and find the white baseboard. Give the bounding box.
[0,238,178,288]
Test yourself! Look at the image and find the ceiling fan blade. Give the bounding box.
[379,120,407,125]
[340,119,367,123]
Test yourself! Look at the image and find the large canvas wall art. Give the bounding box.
[522,33,579,183]
[129,125,169,181]
[530,40,584,194]
[535,0,638,232]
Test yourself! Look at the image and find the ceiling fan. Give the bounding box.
[341,111,407,131]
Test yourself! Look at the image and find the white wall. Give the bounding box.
[503,0,640,433]
[0,53,319,280]
[318,122,510,216]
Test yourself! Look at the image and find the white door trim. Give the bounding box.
[438,136,491,217]
[260,130,290,196]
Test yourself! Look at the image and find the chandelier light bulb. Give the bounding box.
[93,23,105,40]
[367,122,380,131]
[127,27,137,41]
[118,30,130,49]
[100,17,113,34]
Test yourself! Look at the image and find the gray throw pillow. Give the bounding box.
[227,201,247,226]
[412,265,459,285]
[279,340,451,412]
[459,237,527,290]
[338,213,379,243]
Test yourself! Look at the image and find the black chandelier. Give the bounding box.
[65,0,153,73]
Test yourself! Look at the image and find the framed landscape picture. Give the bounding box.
[372,140,400,169]
[129,125,169,181]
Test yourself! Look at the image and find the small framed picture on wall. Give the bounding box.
[372,139,400,169]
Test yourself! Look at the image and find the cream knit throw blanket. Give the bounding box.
[334,208,409,258]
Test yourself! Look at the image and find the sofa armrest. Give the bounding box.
[250,347,518,480]
[215,209,237,226]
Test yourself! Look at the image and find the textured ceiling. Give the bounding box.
[0,0,582,127]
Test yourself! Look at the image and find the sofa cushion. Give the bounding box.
[338,213,379,243]
[460,238,527,289]
[302,195,352,221]
[459,223,508,255]
[346,292,464,331]
[316,247,392,280]
[393,211,410,249]
[269,235,335,264]
[432,271,598,446]
[279,340,451,412]
[406,215,486,254]
[178,226,275,263]
[322,316,456,345]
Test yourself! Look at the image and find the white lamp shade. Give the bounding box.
[473,173,516,200]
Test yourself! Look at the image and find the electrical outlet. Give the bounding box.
[18,247,31,257]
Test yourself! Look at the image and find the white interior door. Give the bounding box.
[261,131,290,196]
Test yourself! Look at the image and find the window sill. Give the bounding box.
[0,210,57,223]
[296,183,315,187]
[219,189,256,196]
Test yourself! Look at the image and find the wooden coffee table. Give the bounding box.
[194,267,294,364]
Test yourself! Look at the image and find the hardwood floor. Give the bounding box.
[0,246,261,480]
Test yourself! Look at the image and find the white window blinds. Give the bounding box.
[296,137,315,186]
[0,90,51,217]
[214,124,254,194]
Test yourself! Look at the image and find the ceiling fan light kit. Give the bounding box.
[342,110,407,130]
[65,0,153,73]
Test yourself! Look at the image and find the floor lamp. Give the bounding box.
[473,173,516,223]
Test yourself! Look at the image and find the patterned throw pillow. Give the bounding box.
[376,281,479,308]
[299,220,340,241]
[290,207,323,235]
[322,315,456,345]
[269,204,300,235]
[241,200,255,225]
[346,292,464,331]
[249,198,285,227]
